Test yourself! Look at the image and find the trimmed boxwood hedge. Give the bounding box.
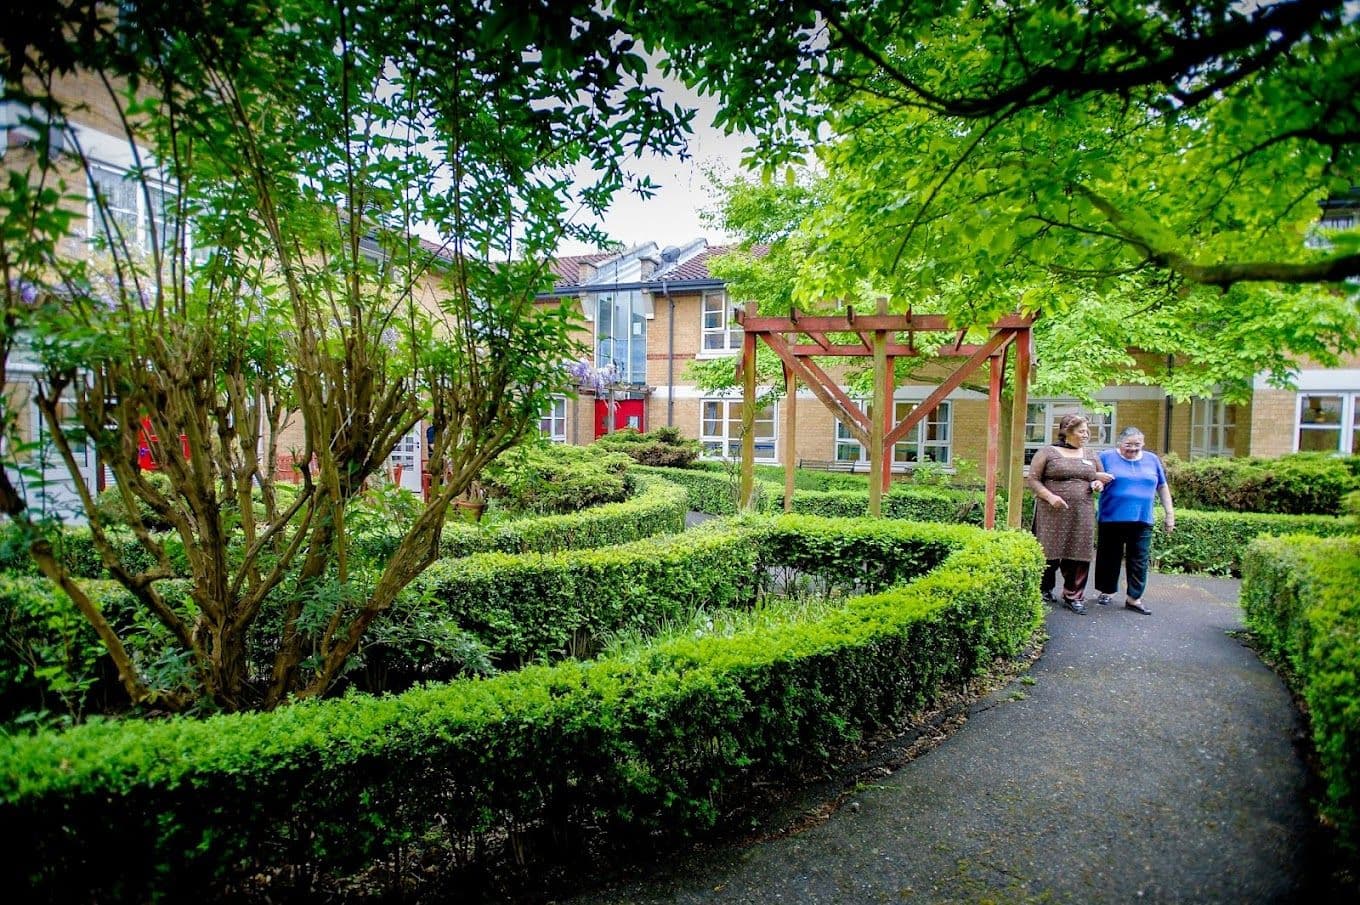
[438,471,688,558]
[634,464,987,525]
[1151,508,1354,576]
[411,523,764,665]
[0,472,688,581]
[1240,534,1360,854]
[0,516,1044,900]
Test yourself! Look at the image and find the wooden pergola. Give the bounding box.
[733,300,1033,529]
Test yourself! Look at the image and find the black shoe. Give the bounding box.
[1065,598,1087,615]
[1095,593,1114,606]
[1124,601,1151,616]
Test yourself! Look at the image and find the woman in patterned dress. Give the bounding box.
[1026,414,1113,614]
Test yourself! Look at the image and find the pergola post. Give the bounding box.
[984,346,1004,529]
[1006,329,1032,528]
[782,361,796,513]
[739,327,758,511]
[868,298,889,518]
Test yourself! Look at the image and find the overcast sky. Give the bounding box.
[555,76,753,255]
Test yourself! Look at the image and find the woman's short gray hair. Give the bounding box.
[1117,426,1145,442]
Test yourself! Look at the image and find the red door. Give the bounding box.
[594,399,645,438]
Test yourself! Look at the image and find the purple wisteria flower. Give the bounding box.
[563,358,619,394]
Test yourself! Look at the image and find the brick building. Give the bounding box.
[539,239,1360,468]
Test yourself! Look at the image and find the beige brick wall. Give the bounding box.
[1247,389,1298,458]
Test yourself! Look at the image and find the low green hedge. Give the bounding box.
[1240,534,1360,853]
[0,576,193,725]
[637,465,990,526]
[1165,452,1360,516]
[410,523,763,666]
[0,523,189,580]
[0,474,687,580]
[631,464,767,515]
[782,486,987,525]
[0,516,1044,900]
[1150,508,1354,576]
[350,472,690,562]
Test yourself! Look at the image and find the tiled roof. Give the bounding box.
[547,252,616,289]
[545,241,769,293]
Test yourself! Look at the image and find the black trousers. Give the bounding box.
[1094,521,1153,600]
[1041,558,1090,601]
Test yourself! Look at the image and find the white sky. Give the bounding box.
[555,77,753,255]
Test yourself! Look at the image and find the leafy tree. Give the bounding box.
[0,0,691,711]
[634,0,1360,397]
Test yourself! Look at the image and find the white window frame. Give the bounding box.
[700,398,777,462]
[1295,392,1359,454]
[594,289,648,385]
[539,396,567,443]
[88,162,191,259]
[699,290,742,354]
[1023,401,1114,464]
[1189,396,1236,458]
[834,399,953,467]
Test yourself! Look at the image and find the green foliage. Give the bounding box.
[482,444,633,516]
[0,523,188,580]
[1241,535,1360,853]
[646,2,1360,400]
[1164,453,1360,516]
[1152,508,1354,576]
[0,0,697,712]
[0,576,195,727]
[410,524,764,666]
[0,516,1043,899]
[591,426,702,468]
[353,607,495,694]
[93,472,176,532]
[631,464,767,515]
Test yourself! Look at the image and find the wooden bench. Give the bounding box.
[797,458,860,472]
[797,458,919,475]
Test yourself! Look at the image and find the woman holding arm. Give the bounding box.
[1026,414,1114,614]
[1094,427,1175,616]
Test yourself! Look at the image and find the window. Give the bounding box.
[1297,393,1360,453]
[89,164,190,258]
[539,396,567,443]
[700,398,776,461]
[1023,402,1113,464]
[595,290,648,384]
[701,290,742,353]
[1190,397,1236,458]
[835,400,953,466]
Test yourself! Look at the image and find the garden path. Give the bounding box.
[568,572,1336,904]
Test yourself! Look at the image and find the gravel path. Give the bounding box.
[567,572,1333,904]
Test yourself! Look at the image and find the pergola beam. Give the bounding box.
[734,304,1034,525]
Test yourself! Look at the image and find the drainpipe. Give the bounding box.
[663,279,676,426]
[1162,354,1174,455]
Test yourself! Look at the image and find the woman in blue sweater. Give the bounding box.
[1094,427,1176,615]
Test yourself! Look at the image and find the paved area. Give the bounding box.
[568,573,1334,904]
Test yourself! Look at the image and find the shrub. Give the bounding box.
[481,443,632,515]
[0,517,1044,900]
[412,523,764,665]
[93,471,177,531]
[1150,508,1353,576]
[0,576,195,727]
[631,464,766,515]
[592,426,702,467]
[0,522,188,580]
[436,473,688,559]
[1165,453,1359,515]
[1241,535,1360,854]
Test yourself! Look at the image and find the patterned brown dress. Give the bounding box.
[1029,446,1099,561]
